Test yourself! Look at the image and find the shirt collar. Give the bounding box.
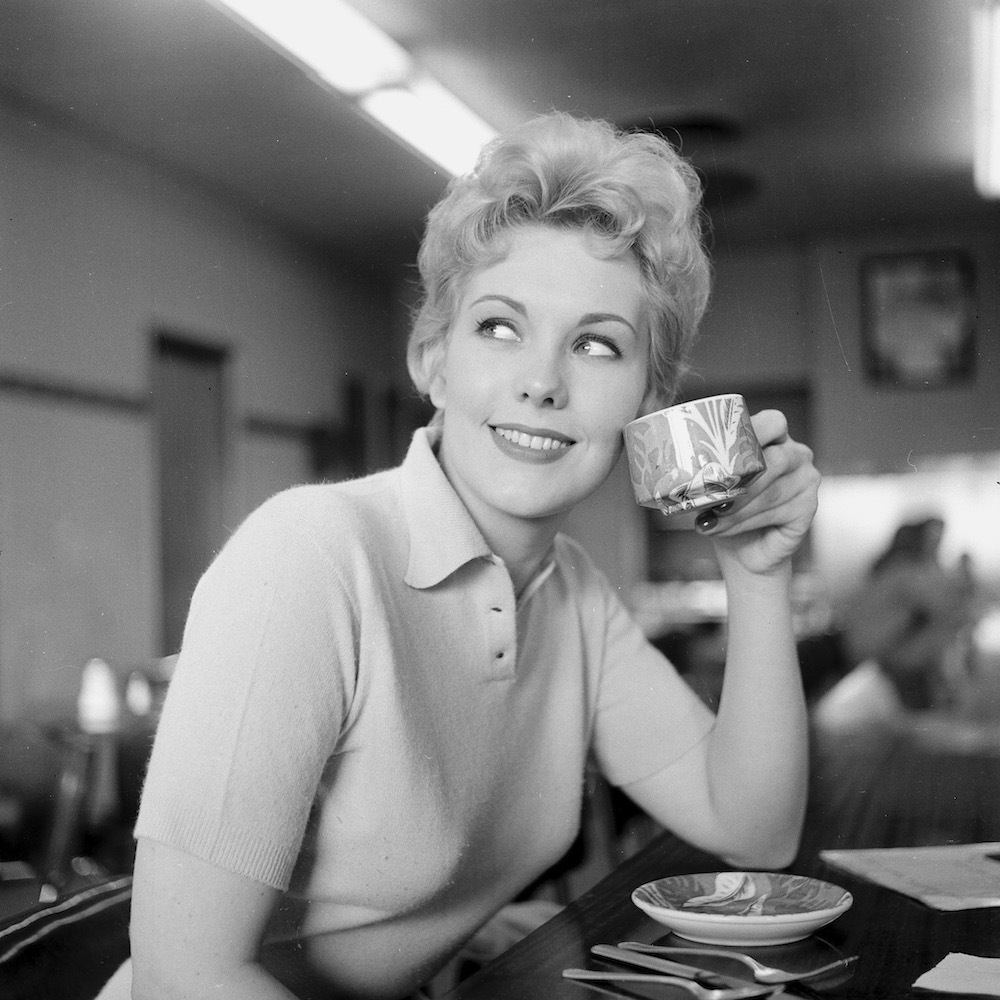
[517,556,557,607]
[401,425,493,589]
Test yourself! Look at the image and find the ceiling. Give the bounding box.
[1,0,996,275]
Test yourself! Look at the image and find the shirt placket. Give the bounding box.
[482,555,516,681]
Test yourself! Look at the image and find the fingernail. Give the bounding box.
[696,510,718,532]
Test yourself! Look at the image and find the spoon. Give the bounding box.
[617,942,859,985]
[563,969,783,999]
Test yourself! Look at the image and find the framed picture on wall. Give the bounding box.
[860,250,976,387]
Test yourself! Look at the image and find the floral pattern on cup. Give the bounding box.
[624,394,766,515]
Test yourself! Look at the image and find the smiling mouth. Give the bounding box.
[491,426,574,452]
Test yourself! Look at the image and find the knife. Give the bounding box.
[590,944,752,989]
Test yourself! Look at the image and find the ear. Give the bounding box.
[429,371,446,410]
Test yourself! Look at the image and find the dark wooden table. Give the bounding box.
[443,723,1000,999]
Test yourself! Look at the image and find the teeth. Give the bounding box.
[494,427,570,451]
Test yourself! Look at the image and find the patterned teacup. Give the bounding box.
[623,393,766,517]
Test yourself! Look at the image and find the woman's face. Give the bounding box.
[430,225,653,535]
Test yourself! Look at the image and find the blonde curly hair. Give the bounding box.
[406,111,711,411]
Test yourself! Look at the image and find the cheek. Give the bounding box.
[445,347,496,409]
[591,375,649,441]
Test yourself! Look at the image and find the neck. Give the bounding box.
[430,427,566,594]
[455,494,563,594]
[492,519,562,596]
[452,482,564,595]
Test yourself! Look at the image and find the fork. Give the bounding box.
[616,942,859,985]
[562,968,782,999]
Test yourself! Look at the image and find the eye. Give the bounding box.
[476,317,520,342]
[575,335,620,358]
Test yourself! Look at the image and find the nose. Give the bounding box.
[517,342,568,408]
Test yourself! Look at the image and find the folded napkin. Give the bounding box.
[820,842,1000,910]
[914,953,1000,996]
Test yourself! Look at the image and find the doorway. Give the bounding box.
[153,333,229,654]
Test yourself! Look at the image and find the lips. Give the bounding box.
[490,424,575,462]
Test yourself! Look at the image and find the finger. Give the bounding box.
[694,462,787,535]
[710,459,819,533]
[747,437,814,501]
[750,408,790,447]
[696,432,815,535]
[695,508,718,533]
[712,469,819,535]
[708,492,815,540]
[694,497,743,533]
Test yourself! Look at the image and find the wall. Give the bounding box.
[0,105,400,721]
[686,246,811,390]
[698,230,999,472]
[3,92,997,714]
[805,229,999,473]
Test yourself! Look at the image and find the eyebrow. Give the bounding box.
[579,312,638,336]
[469,296,638,336]
[469,294,527,317]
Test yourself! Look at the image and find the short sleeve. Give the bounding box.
[591,577,715,788]
[135,489,356,889]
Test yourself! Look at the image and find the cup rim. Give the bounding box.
[626,392,746,429]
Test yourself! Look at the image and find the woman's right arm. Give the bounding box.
[130,838,296,1000]
[128,492,354,998]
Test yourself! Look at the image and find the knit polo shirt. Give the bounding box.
[133,427,715,999]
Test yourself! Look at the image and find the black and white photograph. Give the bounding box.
[1,3,999,999]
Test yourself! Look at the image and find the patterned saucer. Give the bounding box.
[632,871,853,945]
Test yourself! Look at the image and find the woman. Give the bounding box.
[113,112,818,1000]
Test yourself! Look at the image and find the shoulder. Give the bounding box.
[252,468,399,521]
[205,470,405,590]
[239,470,401,548]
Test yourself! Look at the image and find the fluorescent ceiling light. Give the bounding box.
[215,0,410,95]
[362,76,497,178]
[972,0,1000,198]
[211,0,498,176]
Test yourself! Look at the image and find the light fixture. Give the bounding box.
[361,76,498,178]
[210,0,497,176]
[972,0,1000,198]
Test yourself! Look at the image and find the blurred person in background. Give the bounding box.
[837,516,976,711]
